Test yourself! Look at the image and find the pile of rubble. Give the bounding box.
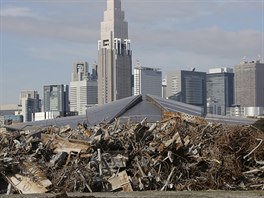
[0,112,263,194]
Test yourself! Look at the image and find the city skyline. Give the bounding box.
[1,0,263,104]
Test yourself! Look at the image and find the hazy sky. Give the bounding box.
[0,0,263,104]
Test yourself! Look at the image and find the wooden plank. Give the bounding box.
[7,174,48,194]
[108,171,133,192]
[41,134,89,154]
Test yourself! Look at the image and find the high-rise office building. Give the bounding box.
[43,84,69,115]
[166,70,207,115]
[71,61,89,82]
[134,66,162,97]
[20,91,40,105]
[97,0,132,104]
[70,61,98,115]
[20,90,41,122]
[234,60,264,107]
[166,70,181,99]
[207,67,234,115]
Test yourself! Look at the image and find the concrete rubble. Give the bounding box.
[0,112,264,194]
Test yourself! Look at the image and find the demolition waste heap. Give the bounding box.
[0,110,264,194]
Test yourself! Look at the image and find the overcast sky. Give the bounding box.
[0,0,263,105]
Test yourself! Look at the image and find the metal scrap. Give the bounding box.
[0,112,264,194]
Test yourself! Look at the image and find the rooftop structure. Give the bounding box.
[6,95,256,131]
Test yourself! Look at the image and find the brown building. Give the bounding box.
[234,60,264,107]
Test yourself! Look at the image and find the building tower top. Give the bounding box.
[107,0,121,11]
[72,61,88,82]
[99,0,129,49]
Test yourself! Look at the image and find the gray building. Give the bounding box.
[234,60,264,107]
[20,90,41,122]
[207,67,234,115]
[71,61,89,82]
[97,0,132,105]
[166,70,207,115]
[70,61,98,115]
[134,66,162,97]
[43,84,69,116]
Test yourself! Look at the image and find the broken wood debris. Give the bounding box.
[0,111,264,194]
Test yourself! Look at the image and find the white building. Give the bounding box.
[165,71,181,99]
[227,106,264,118]
[34,111,61,121]
[70,61,97,115]
[208,67,233,74]
[134,66,162,97]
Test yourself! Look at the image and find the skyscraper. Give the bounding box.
[166,70,207,115]
[98,0,132,104]
[207,67,234,115]
[234,60,264,107]
[70,61,98,115]
[134,66,162,97]
[43,84,69,115]
[20,90,41,122]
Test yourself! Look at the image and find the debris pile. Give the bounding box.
[0,112,264,194]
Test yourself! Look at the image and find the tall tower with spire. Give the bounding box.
[97,0,132,105]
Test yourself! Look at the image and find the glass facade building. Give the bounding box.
[43,85,69,115]
[207,71,234,115]
[166,70,207,115]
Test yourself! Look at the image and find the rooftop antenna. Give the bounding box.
[257,55,261,62]
[242,56,247,63]
[136,59,140,67]
[187,66,196,71]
